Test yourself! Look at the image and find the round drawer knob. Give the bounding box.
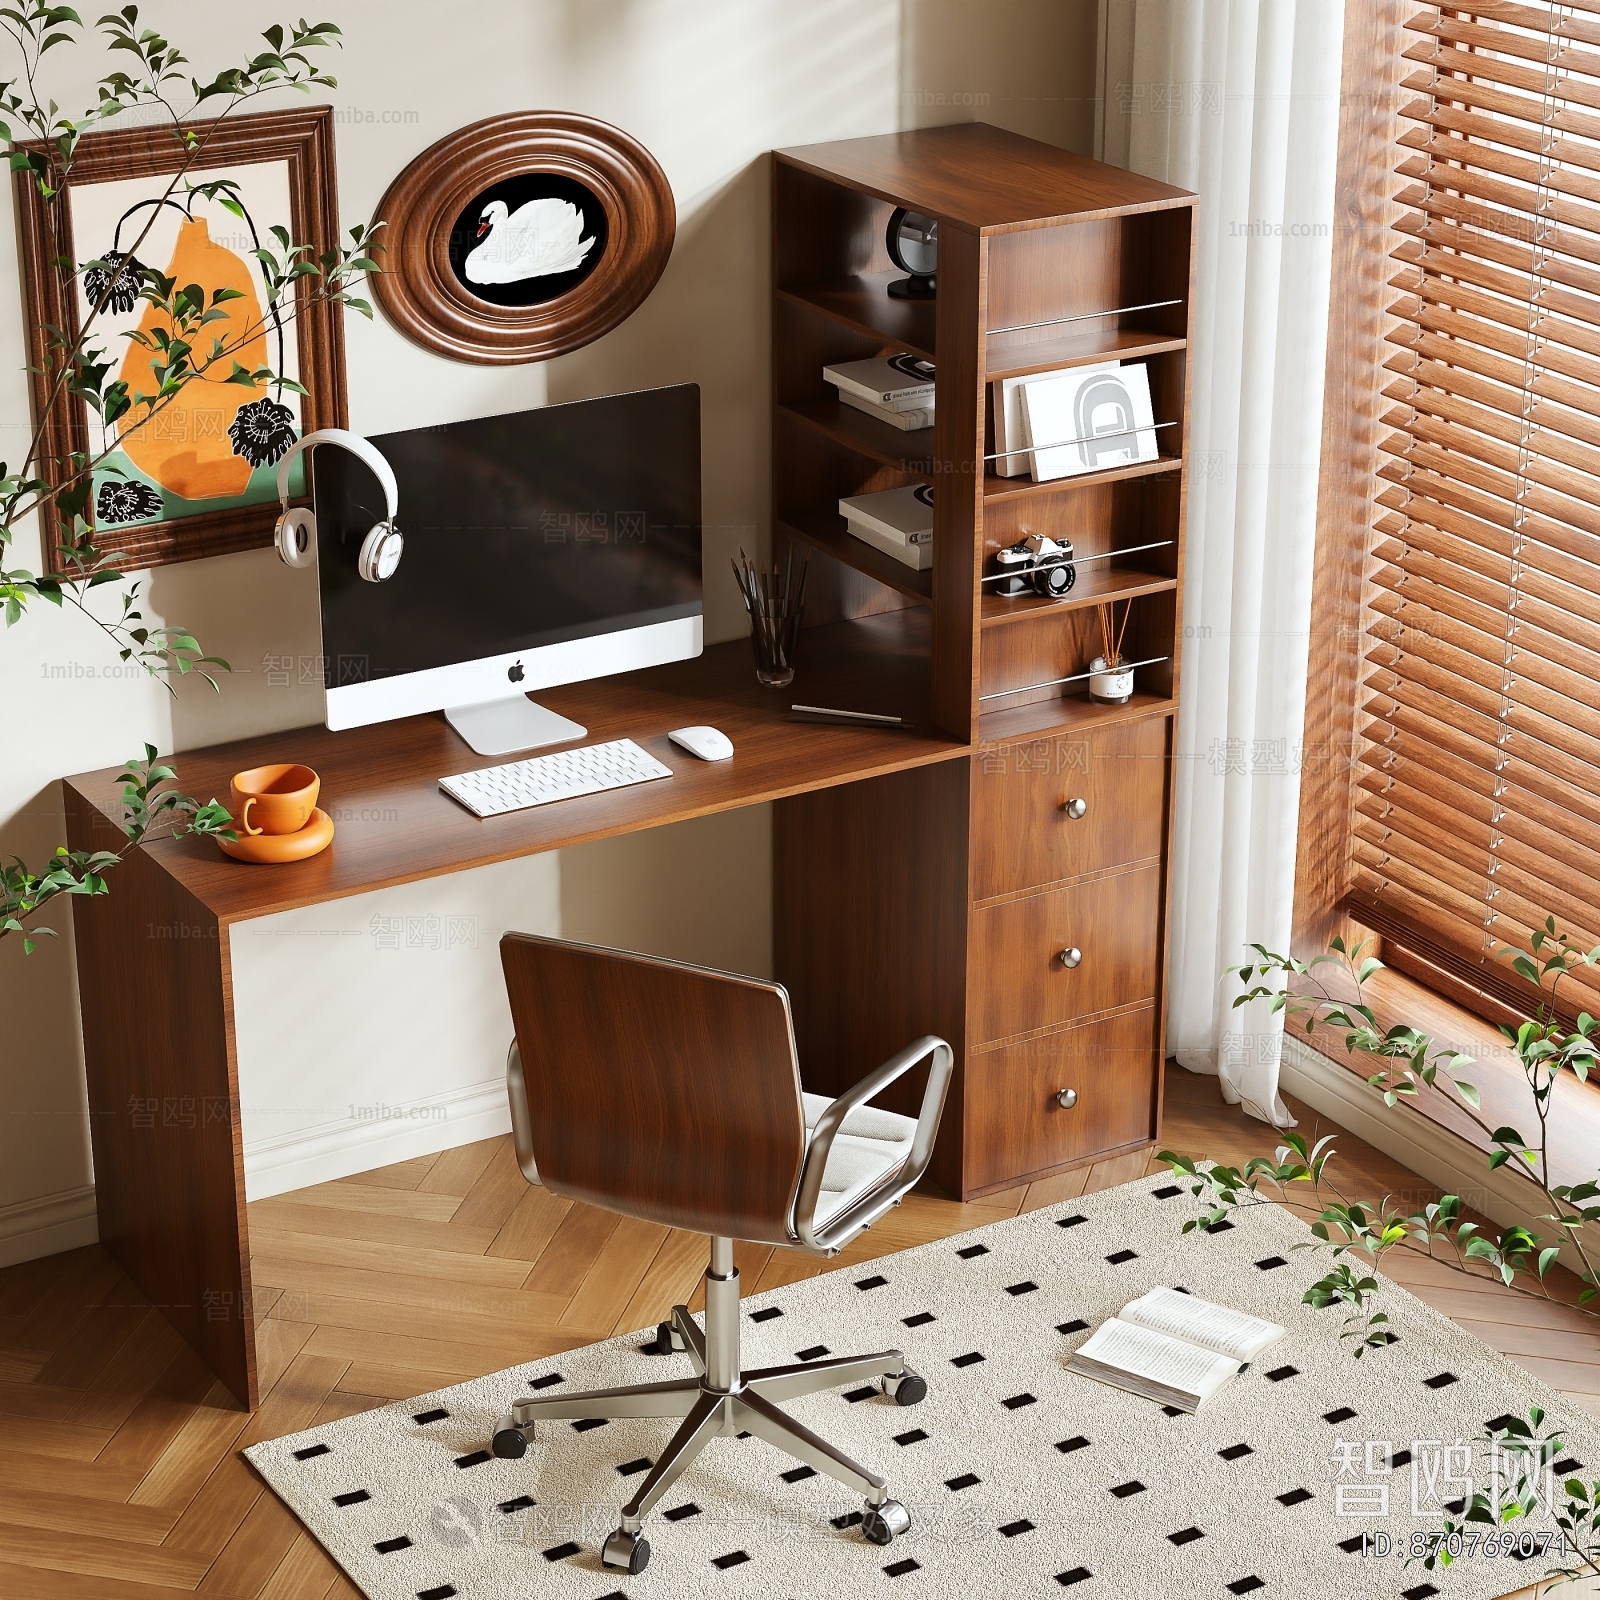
[1062,797,1088,819]
[1059,946,1082,968]
[1055,1087,1078,1110]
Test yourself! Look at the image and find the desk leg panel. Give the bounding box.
[65,794,256,1409]
[773,760,970,1193]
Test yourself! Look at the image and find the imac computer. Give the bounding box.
[312,385,702,755]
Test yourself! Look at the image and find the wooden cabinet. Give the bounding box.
[771,124,1194,1199]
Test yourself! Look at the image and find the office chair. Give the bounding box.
[490,933,953,1575]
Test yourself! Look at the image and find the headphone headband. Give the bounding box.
[277,428,399,522]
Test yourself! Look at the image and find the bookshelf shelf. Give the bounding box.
[982,453,1183,504]
[980,566,1177,627]
[776,273,936,360]
[776,512,933,605]
[978,689,1177,744]
[985,324,1186,383]
[778,398,935,479]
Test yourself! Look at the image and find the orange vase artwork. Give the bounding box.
[113,216,273,501]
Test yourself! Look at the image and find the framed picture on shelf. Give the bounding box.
[15,104,347,573]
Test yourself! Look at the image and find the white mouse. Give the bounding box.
[669,725,734,762]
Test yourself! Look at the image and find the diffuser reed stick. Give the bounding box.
[1096,599,1132,668]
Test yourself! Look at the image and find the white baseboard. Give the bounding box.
[0,1082,514,1263]
[242,1077,512,1201]
[1278,1032,1596,1268]
[0,1183,98,1267]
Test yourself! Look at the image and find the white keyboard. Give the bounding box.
[440,738,673,818]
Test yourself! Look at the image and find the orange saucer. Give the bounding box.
[218,808,335,864]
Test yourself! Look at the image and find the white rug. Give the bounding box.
[246,1176,1599,1599]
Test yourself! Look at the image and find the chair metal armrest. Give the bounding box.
[506,1040,541,1186]
[792,1034,953,1254]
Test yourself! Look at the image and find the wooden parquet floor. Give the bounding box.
[2,1064,1597,1598]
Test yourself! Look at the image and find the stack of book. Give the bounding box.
[823,354,935,432]
[837,483,933,571]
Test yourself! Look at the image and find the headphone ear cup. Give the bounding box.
[357,521,403,582]
[275,506,317,568]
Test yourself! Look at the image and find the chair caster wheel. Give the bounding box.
[602,1527,651,1573]
[490,1419,528,1458]
[881,1368,927,1406]
[862,1499,911,1546]
[649,1319,687,1356]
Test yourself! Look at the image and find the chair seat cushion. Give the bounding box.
[800,1092,917,1232]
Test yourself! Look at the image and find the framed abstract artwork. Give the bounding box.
[14,104,347,572]
[371,112,675,365]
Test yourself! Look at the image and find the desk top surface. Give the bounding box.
[65,613,968,924]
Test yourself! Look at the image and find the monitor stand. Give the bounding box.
[444,696,587,757]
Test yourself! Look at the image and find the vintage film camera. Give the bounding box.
[992,532,1076,598]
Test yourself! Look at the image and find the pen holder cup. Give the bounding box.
[733,554,808,689]
[749,607,803,688]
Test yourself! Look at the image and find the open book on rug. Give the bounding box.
[1065,1286,1286,1413]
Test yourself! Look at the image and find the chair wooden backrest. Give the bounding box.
[500,933,810,1243]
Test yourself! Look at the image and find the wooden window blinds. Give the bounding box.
[1352,2,1600,1016]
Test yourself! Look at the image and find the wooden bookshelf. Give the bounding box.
[770,123,1195,1200]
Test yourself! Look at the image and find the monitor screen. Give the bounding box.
[313,386,701,691]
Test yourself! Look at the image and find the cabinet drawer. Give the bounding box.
[969,866,1161,1045]
[972,716,1169,901]
[965,1006,1159,1191]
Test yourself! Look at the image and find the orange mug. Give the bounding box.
[230,763,320,837]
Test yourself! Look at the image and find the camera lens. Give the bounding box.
[1030,559,1075,598]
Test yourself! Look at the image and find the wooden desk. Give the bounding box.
[62,123,1196,1414]
[64,612,964,1409]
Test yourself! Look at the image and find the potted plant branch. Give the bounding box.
[0,4,382,953]
[1160,919,1600,1331]
[1159,918,1600,1585]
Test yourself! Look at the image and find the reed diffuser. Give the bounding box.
[732,548,809,688]
[1089,599,1135,704]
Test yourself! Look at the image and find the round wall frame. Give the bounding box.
[370,112,675,365]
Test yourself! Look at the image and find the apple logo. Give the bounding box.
[507,661,525,683]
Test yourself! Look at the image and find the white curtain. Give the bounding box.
[1097,0,1344,1125]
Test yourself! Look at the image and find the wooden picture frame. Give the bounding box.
[15,105,347,573]
[370,112,675,365]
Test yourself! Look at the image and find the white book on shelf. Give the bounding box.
[991,361,1120,477]
[845,516,933,571]
[1064,1286,1285,1414]
[838,484,934,546]
[1021,363,1158,482]
[839,390,935,432]
[823,354,936,409]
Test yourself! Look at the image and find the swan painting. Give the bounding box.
[464,196,596,285]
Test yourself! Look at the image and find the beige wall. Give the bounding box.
[0,0,1097,1257]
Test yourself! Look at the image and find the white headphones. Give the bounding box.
[274,428,404,582]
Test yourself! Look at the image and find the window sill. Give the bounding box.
[1291,962,1600,1194]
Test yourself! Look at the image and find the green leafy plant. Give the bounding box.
[0,6,382,953]
[1405,1408,1600,1589]
[1160,919,1600,1334]
[3,744,233,952]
